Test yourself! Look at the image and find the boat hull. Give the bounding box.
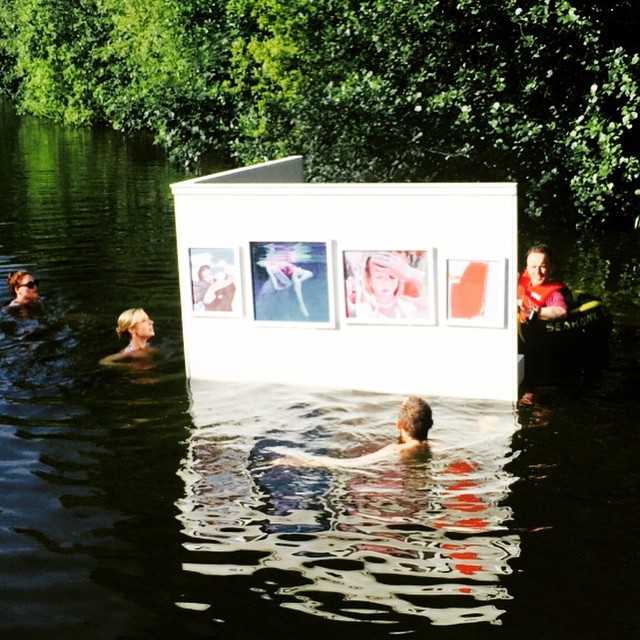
[518,296,613,356]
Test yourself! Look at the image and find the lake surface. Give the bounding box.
[1,100,639,640]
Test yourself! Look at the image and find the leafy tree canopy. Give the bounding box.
[1,0,638,228]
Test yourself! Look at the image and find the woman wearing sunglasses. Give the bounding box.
[7,271,40,308]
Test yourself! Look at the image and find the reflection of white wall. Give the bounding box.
[172,156,519,401]
[177,380,522,626]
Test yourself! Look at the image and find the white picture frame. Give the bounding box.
[249,241,335,328]
[189,247,243,317]
[342,249,436,325]
[445,257,507,328]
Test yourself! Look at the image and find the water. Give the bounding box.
[1,100,639,639]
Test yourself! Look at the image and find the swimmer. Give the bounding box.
[100,307,157,365]
[6,271,40,308]
[271,396,433,468]
[257,245,314,318]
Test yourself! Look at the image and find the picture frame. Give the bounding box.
[249,241,335,327]
[342,249,436,325]
[188,247,243,317]
[445,257,507,328]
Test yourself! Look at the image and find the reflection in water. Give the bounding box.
[177,381,520,627]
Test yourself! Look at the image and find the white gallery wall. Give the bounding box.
[172,156,521,401]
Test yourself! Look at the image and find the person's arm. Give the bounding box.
[203,275,232,304]
[538,306,566,320]
[538,290,568,320]
[270,443,399,468]
[99,351,128,365]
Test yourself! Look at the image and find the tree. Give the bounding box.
[225,0,640,227]
[1,0,638,227]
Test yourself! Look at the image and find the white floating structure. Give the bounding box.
[171,156,522,401]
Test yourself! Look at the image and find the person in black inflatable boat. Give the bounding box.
[517,244,569,322]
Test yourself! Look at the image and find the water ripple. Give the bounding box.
[177,381,520,627]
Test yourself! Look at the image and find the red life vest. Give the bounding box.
[517,272,565,321]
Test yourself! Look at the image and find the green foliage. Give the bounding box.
[0,0,233,164]
[0,0,638,228]
[617,258,640,306]
[563,235,611,299]
[224,0,640,227]
[2,0,105,123]
[0,2,17,93]
[562,49,640,227]
[93,0,232,163]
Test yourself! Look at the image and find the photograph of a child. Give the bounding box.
[189,247,240,315]
[343,250,434,324]
[250,241,332,325]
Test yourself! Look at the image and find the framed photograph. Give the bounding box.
[249,241,334,327]
[446,258,507,328]
[342,249,435,325]
[189,247,242,316]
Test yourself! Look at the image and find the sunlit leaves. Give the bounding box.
[0,0,638,227]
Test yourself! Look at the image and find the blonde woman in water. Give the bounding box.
[100,308,156,364]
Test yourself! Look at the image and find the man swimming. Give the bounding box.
[271,396,432,468]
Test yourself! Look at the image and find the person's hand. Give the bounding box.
[370,252,423,284]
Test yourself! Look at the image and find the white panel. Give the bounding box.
[172,158,519,401]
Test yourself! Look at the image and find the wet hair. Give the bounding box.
[7,271,31,298]
[116,308,147,338]
[398,396,433,442]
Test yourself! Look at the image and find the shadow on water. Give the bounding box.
[1,99,639,639]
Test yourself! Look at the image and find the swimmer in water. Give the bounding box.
[100,307,157,365]
[6,271,40,308]
[258,247,314,318]
[271,396,433,468]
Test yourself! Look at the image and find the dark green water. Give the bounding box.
[1,100,639,640]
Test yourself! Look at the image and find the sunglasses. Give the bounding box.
[18,279,39,289]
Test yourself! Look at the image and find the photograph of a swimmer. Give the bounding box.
[250,241,332,324]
